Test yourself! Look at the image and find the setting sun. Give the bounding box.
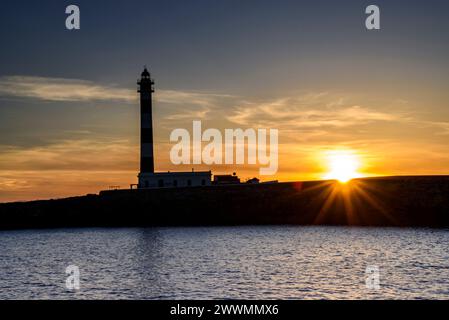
[323,150,362,183]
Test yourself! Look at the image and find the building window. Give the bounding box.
[187,179,192,186]
[173,180,178,187]
[158,179,164,187]
[201,179,206,186]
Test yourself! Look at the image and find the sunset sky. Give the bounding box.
[1,0,449,202]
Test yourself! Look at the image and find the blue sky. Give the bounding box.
[1,0,448,90]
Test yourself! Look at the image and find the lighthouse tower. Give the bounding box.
[137,67,211,189]
[138,67,155,183]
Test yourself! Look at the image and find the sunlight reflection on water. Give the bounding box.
[0,226,448,299]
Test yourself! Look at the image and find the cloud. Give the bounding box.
[0,137,140,202]
[417,120,449,136]
[227,94,406,130]
[0,138,138,171]
[0,76,233,108]
[156,90,233,108]
[158,91,234,121]
[0,76,136,103]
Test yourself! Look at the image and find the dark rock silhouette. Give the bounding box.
[0,176,449,230]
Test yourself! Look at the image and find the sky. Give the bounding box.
[1,0,449,202]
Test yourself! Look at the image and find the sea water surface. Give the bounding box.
[0,226,448,299]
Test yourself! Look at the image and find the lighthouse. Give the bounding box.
[138,67,155,174]
[137,67,211,189]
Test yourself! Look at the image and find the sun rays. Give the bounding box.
[311,179,397,226]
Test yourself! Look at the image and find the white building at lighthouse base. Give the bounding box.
[138,171,212,189]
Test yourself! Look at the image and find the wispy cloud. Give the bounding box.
[0,138,138,171]
[0,76,232,108]
[417,120,449,136]
[0,137,139,202]
[156,90,233,108]
[157,90,234,121]
[225,93,449,144]
[227,94,407,130]
[0,76,136,102]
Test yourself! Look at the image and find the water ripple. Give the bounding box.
[0,226,448,299]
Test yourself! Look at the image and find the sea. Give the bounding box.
[0,226,448,300]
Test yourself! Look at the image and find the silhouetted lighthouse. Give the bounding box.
[138,67,155,174]
[136,68,211,189]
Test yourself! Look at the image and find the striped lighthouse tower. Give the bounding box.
[138,67,155,176]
